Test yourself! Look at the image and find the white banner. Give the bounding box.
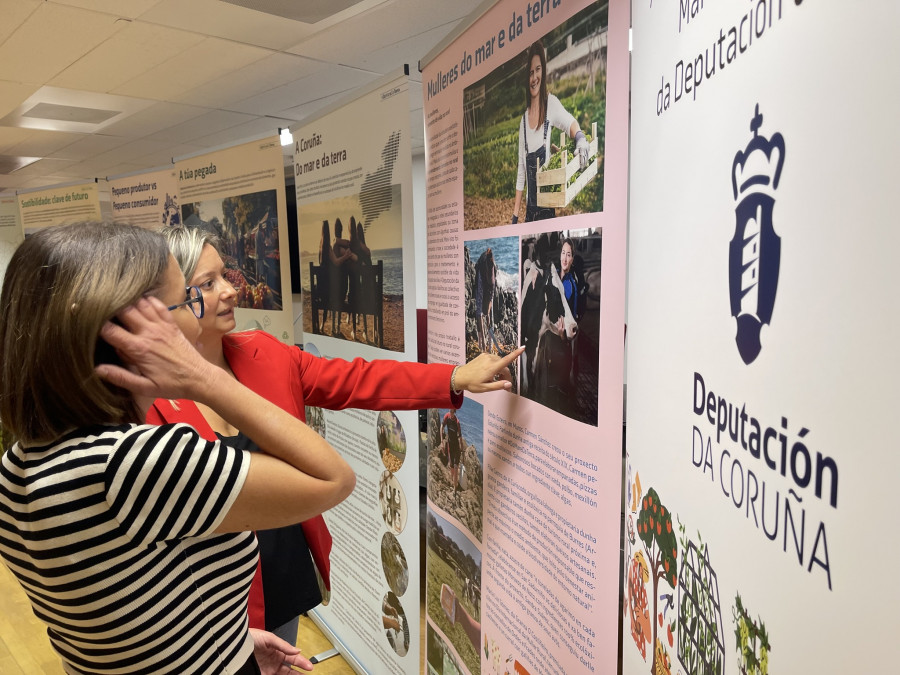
[421,1,631,673]
[292,71,420,675]
[108,167,179,229]
[17,181,102,234]
[175,137,294,343]
[0,194,24,283]
[624,2,900,674]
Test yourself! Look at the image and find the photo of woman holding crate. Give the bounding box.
[461,3,608,230]
[512,39,590,223]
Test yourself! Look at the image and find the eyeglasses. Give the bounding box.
[167,285,205,318]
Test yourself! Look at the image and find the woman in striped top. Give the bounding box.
[0,222,356,674]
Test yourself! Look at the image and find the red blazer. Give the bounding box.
[147,330,460,626]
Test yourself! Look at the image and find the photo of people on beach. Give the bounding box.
[298,190,405,351]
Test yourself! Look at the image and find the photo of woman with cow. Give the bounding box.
[464,237,519,385]
[461,3,608,229]
[519,228,602,425]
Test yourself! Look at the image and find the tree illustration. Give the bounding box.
[636,487,678,675]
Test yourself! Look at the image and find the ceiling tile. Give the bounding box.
[50,23,203,93]
[286,0,474,62]
[7,130,86,157]
[0,127,38,154]
[191,117,283,149]
[350,23,457,74]
[138,143,207,167]
[111,37,271,101]
[280,91,356,125]
[18,174,88,190]
[0,81,41,119]
[51,0,165,20]
[100,102,207,138]
[100,162,156,179]
[0,0,41,47]
[90,137,175,165]
[146,109,259,145]
[174,52,320,109]
[139,0,315,50]
[236,64,376,118]
[48,134,130,160]
[10,157,79,177]
[0,3,124,83]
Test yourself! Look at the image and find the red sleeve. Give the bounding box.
[292,348,462,411]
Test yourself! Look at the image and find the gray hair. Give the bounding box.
[158,226,220,282]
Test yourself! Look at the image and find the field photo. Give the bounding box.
[426,509,482,675]
[462,3,608,229]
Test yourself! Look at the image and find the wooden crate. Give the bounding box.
[535,121,600,208]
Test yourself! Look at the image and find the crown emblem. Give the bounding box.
[728,104,786,365]
[732,105,785,201]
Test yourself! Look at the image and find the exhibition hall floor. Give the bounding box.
[0,562,358,674]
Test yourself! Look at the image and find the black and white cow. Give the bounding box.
[519,260,577,396]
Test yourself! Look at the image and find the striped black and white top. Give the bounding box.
[0,423,258,674]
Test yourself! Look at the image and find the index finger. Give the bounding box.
[497,346,525,369]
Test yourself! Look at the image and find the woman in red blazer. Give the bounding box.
[149,226,520,645]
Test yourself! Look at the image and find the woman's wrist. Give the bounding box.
[450,365,463,395]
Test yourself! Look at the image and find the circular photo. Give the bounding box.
[380,531,410,597]
[303,341,321,357]
[381,590,410,657]
[377,410,407,473]
[305,405,326,437]
[378,471,407,535]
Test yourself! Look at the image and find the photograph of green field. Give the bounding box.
[426,509,482,675]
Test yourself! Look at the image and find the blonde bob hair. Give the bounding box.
[0,222,170,446]
[158,225,221,282]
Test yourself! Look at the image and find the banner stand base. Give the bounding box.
[307,609,366,674]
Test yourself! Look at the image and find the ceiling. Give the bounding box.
[0,0,486,195]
